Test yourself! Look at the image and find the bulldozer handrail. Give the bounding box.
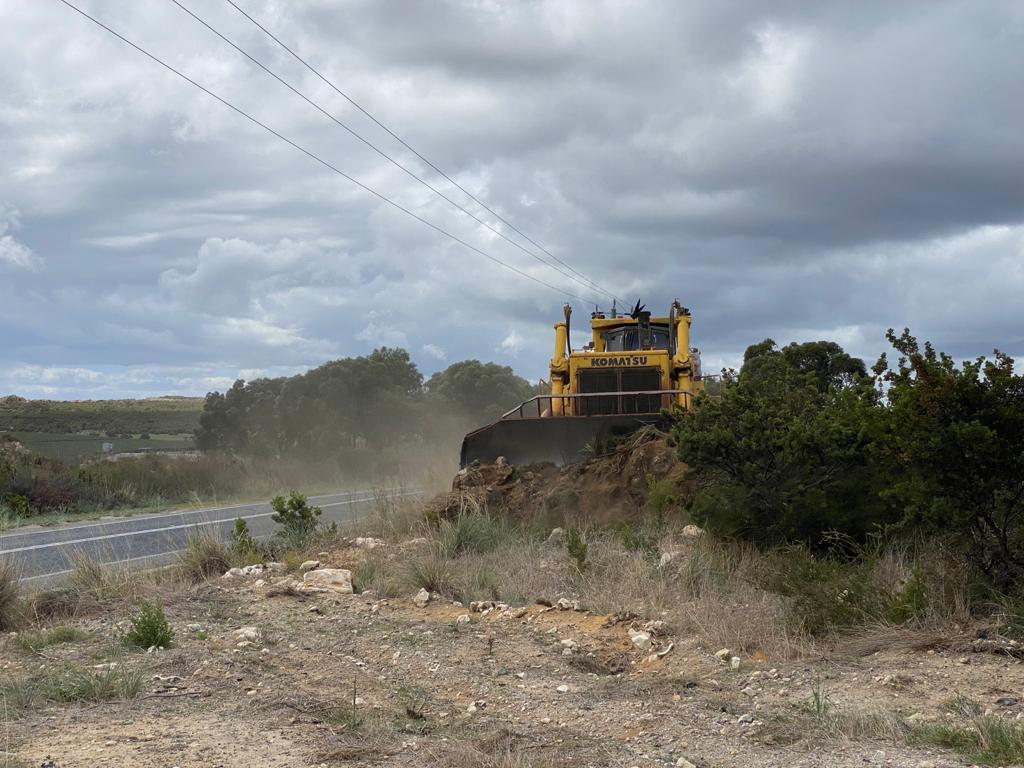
[500,389,695,420]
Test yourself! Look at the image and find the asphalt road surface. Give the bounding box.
[0,488,420,583]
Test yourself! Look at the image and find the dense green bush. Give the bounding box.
[123,601,174,649]
[271,491,323,549]
[674,339,889,546]
[674,331,1024,595]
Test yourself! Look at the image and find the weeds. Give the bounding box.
[123,600,174,649]
[0,559,22,630]
[14,625,88,653]
[230,517,262,562]
[437,511,516,558]
[566,528,588,572]
[1,664,143,713]
[177,531,231,582]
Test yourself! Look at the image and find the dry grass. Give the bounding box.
[0,559,24,630]
[176,531,231,583]
[28,552,180,620]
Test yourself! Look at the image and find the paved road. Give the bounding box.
[0,488,420,583]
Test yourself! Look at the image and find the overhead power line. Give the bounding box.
[169,0,611,304]
[223,0,622,306]
[55,0,591,303]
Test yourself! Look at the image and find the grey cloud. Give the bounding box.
[1,0,1022,398]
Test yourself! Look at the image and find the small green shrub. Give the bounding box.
[759,546,884,635]
[271,491,322,549]
[230,517,261,560]
[618,521,659,558]
[123,601,174,649]
[887,566,929,624]
[567,528,588,572]
[644,474,678,523]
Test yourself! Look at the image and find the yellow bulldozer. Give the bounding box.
[460,300,704,466]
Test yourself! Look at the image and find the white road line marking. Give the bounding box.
[0,489,385,540]
[0,496,371,555]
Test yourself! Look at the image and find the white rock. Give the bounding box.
[556,684,570,693]
[232,626,261,643]
[629,631,652,651]
[675,758,697,768]
[730,656,742,670]
[560,639,578,649]
[302,568,353,594]
[659,551,677,568]
[414,588,431,608]
[682,524,704,537]
[299,560,321,572]
[545,527,565,545]
[714,648,731,661]
[354,537,385,550]
[456,614,471,625]
[223,567,244,578]
[738,713,754,724]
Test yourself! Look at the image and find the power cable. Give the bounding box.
[224,0,622,306]
[54,0,591,303]
[169,0,610,303]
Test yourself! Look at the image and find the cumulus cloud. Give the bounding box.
[498,329,525,357]
[421,343,447,361]
[1,1,1023,397]
[0,204,41,270]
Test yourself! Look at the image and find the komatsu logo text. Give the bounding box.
[588,355,649,367]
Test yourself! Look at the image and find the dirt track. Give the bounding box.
[6,544,1015,767]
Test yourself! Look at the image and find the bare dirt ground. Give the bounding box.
[4,538,1020,767]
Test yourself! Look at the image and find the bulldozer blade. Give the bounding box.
[460,414,666,467]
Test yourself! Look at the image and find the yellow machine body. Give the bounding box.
[549,301,703,416]
[460,300,705,466]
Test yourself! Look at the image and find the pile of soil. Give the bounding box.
[433,428,688,526]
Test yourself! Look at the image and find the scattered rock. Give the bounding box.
[545,527,566,546]
[299,560,321,572]
[556,684,570,693]
[737,713,754,724]
[456,614,471,625]
[302,568,353,594]
[232,626,261,643]
[675,758,696,768]
[714,648,731,662]
[659,551,678,568]
[414,588,431,608]
[730,656,742,670]
[629,630,652,651]
[353,537,385,550]
[222,567,244,578]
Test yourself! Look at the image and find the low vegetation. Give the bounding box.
[123,600,174,649]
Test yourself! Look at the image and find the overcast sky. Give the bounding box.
[1,0,1022,399]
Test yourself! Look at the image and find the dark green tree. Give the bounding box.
[673,339,886,545]
[873,329,1024,590]
[426,360,534,427]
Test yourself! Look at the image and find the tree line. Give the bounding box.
[195,348,535,462]
[673,330,1024,591]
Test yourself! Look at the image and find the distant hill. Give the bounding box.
[0,395,203,436]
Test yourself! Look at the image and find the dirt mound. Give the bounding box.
[434,428,687,526]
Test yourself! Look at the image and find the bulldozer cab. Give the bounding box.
[460,299,704,467]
